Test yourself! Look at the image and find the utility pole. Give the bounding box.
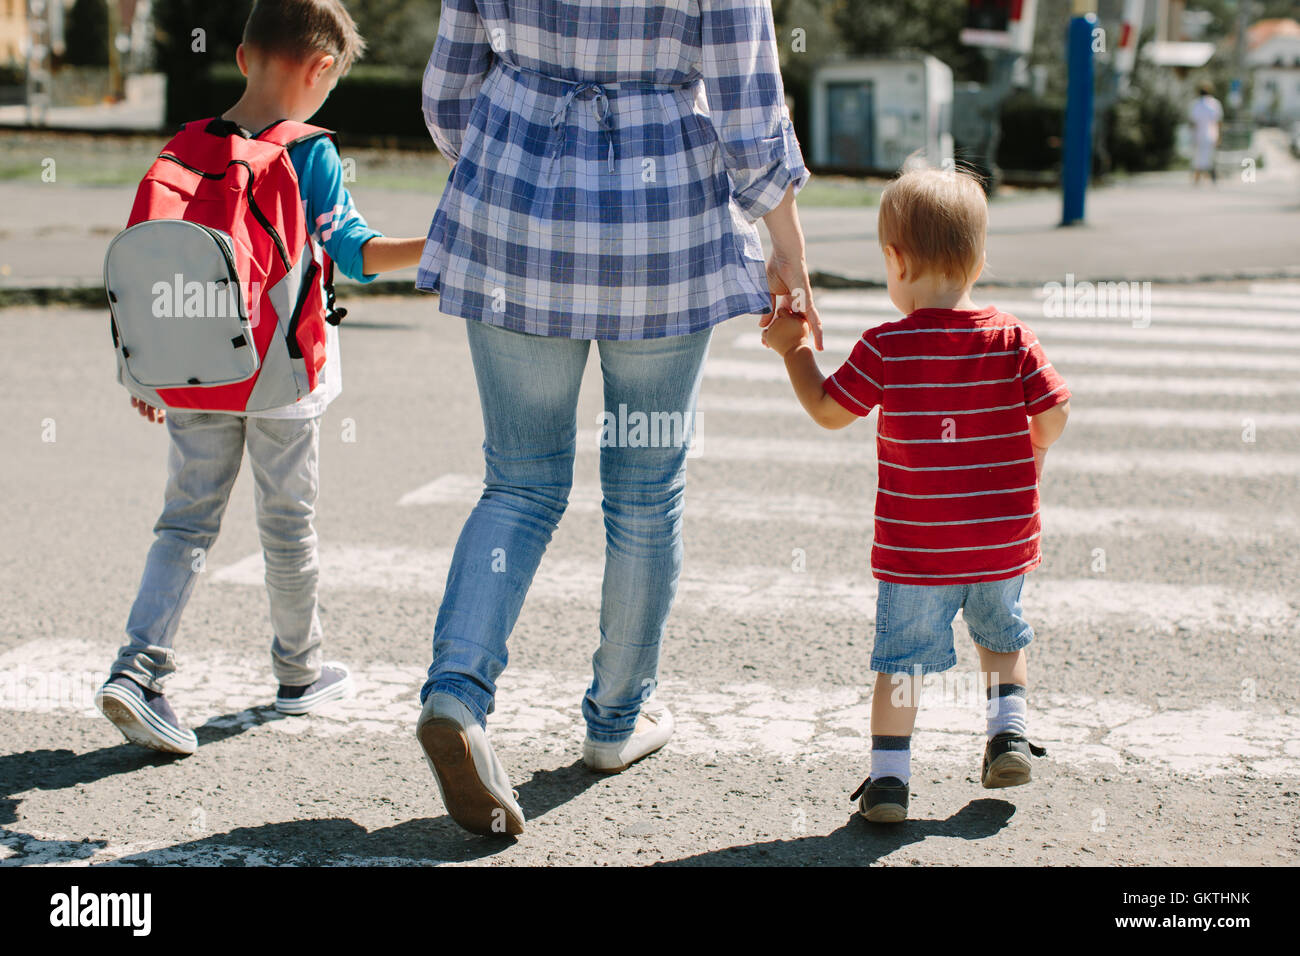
[1062,0,1097,226]
[25,0,52,125]
[1229,0,1252,118]
[107,0,124,101]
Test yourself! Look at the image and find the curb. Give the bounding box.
[4,266,1300,310]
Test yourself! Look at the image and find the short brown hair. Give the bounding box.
[877,165,988,285]
[242,0,366,75]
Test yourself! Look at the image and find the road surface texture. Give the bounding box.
[2,283,1298,866]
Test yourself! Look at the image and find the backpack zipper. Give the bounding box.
[156,153,293,273]
[284,258,321,360]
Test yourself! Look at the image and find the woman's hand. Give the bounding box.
[759,185,822,350]
[763,247,823,351]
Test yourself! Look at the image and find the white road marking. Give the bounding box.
[732,335,1300,372]
[2,640,1296,784]
[794,316,1300,350]
[572,431,1299,476]
[705,359,1300,396]
[201,545,1298,635]
[809,291,1300,329]
[398,472,1293,543]
[698,394,1300,430]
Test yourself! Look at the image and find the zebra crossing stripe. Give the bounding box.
[732,336,1300,372]
[397,473,1295,542]
[206,545,1298,635]
[801,318,1300,350]
[570,432,1299,476]
[3,639,1296,784]
[697,395,1300,430]
[704,359,1300,395]
[809,291,1300,329]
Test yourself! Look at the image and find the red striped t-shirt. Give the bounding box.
[824,306,1071,586]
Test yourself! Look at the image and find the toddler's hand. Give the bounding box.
[761,307,812,357]
[131,396,166,425]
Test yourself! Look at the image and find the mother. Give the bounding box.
[414,0,822,836]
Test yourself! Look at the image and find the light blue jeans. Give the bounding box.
[421,319,712,743]
[112,411,324,692]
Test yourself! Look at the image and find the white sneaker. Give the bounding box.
[582,698,674,773]
[416,692,525,836]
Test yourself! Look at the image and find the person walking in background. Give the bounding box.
[414,0,819,836]
[1189,82,1223,185]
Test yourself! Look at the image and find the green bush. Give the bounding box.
[996,94,1064,172]
[1105,91,1181,173]
[64,0,110,67]
[169,64,427,143]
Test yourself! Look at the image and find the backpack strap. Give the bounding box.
[255,120,337,150]
[254,120,347,327]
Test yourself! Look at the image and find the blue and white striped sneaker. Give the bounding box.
[274,662,352,715]
[95,674,198,756]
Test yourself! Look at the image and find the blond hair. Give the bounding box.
[877,165,988,284]
[242,0,366,76]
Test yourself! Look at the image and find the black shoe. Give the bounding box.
[95,674,197,755]
[275,662,353,715]
[982,732,1047,789]
[850,775,909,823]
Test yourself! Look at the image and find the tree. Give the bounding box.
[65,0,110,67]
[827,0,989,82]
[349,0,442,69]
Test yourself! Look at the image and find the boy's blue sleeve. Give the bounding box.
[288,136,382,283]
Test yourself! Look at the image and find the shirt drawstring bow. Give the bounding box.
[550,81,617,172]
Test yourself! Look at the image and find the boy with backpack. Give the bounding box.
[96,0,425,754]
[762,165,1070,822]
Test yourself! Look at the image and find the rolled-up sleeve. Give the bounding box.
[699,0,809,222]
[288,137,382,284]
[422,0,495,163]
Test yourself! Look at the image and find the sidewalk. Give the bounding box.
[1,130,1297,305]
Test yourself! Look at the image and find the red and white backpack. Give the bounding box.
[104,118,347,413]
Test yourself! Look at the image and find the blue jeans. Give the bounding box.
[871,576,1033,675]
[421,319,712,742]
[112,411,324,692]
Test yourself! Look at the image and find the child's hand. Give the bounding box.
[761,307,812,358]
[1033,444,1047,478]
[131,396,166,425]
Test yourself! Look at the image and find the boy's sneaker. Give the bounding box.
[275,662,353,715]
[850,775,910,823]
[416,692,525,837]
[95,674,198,756]
[982,732,1047,789]
[582,698,674,773]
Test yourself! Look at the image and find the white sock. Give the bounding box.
[986,684,1028,738]
[870,735,911,783]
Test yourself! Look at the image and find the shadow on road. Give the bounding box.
[654,798,1017,866]
[109,817,515,865]
[104,758,611,864]
[1,726,614,865]
[0,710,273,864]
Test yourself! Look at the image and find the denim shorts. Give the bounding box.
[871,575,1034,675]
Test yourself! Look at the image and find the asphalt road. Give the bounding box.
[1,284,1298,866]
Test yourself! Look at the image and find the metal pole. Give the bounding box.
[108,0,124,101]
[1062,2,1096,226]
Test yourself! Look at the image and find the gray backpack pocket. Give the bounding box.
[104,220,259,392]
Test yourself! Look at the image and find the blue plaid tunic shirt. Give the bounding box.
[418,0,809,340]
